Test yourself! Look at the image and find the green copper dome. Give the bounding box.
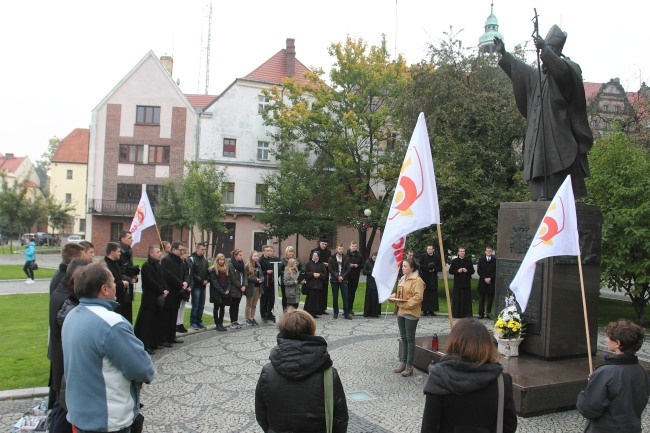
[478,2,503,53]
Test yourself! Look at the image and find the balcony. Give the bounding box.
[87,199,161,217]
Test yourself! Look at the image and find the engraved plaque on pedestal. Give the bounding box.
[495,202,602,359]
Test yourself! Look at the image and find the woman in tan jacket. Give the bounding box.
[389,258,425,377]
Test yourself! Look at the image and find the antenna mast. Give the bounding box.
[204,2,212,95]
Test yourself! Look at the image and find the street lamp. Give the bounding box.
[364,208,372,217]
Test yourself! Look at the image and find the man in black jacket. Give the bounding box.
[189,243,209,329]
[258,245,279,322]
[104,242,130,320]
[476,247,496,319]
[330,244,352,319]
[117,230,138,323]
[134,245,168,354]
[345,241,364,315]
[160,241,188,346]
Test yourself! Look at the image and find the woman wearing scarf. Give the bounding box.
[244,250,263,326]
[209,253,231,332]
[421,318,517,433]
[303,251,327,318]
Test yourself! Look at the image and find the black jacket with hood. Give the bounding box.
[255,332,348,433]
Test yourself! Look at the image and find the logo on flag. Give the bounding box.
[509,175,580,312]
[373,113,440,302]
[129,190,156,247]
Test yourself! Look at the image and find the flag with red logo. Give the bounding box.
[509,175,580,312]
[129,190,157,247]
[373,113,440,302]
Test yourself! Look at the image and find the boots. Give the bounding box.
[216,323,227,332]
[401,366,414,377]
[393,363,406,373]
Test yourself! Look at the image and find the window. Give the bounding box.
[65,193,72,203]
[117,184,141,203]
[257,141,270,161]
[223,182,235,204]
[146,184,166,205]
[110,223,123,241]
[148,146,170,164]
[79,219,86,232]
[119,144,144,163]
[159,225,174,244]
[66,169,73,180]
[223,138,236,157]
[255,184,268,205]
[136,105,161,125]
[258,95,269,114]
[253,232,266,252]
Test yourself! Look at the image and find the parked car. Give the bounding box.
[36,232,61,246]
[67,235,84,244]
[21,233,38,246]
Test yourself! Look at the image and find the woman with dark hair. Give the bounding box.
[421,318,517,433]
[303,251,328,318]
[389,258,424,377]
[208,253,231,332]
[363,252,380,318]
[255,308,348,432]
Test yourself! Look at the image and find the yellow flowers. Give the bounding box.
[494,298,525,340]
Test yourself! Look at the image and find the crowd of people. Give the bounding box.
[42,235,648,433]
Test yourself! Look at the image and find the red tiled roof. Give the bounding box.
[583,82,602,100]
[0,154,26,174]
[52,128,89,164]
[244,49,312,85]
[22,180,40,188]
[185,94,219,110]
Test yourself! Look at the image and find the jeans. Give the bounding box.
[190,286,206,325]
[23,261,34,279]
[397,315,419,367]
[331,281,350,317]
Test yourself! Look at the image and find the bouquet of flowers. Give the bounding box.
[494,296,525,340]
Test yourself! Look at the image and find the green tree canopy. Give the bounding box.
[584,132,650,324]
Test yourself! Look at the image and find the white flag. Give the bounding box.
[373,113,440,302]
[129,190,157,247]
[509,175,580,312]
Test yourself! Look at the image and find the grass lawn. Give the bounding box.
[0,265,56,280]
[1,282,644,391]
[0,245,58,256]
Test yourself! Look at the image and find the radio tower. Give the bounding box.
[204,2,212,95]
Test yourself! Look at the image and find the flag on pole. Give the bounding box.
[509,175,580,312]
[129,190,157,247]
[373,113,440,302]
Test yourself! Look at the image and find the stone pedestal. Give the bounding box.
[495,202,602,359]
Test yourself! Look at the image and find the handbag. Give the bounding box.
[30,261,38,271]
[323,367,333,433]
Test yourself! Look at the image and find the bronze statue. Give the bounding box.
[495,23,593,200]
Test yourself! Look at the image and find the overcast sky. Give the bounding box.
[1,0,647,164]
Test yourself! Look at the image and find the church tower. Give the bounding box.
[478,2,503,54]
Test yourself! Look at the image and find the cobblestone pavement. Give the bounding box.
[1,309,649,432]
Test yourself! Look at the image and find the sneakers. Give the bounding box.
[176,325,188,333]
[401,367,414,377]
[245,319,255,326]
[197,322,206,329]
[25,279,35,284]
[251,319,259,326]
[190,324,199,330]
[393,363,406,373]
[230,323,242,329]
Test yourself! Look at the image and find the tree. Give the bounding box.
[392,29,528,257]
[35,136,61,195]
[158,161,229,245]
[0,173,43,247]
[260,36,410,258]
[47,196,76,238]
[584,132,650,324]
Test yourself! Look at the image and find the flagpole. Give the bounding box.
[577,257,594,374]
[437,224,453,328]
[154,224,164,252]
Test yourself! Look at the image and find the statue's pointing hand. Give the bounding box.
[493,37,505,55]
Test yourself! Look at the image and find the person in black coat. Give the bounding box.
[117,231,138,323]
[419,245,442,316]
[345,241,364,315]
[422,318,517,433]
[160,241,189,346]
[448,247,475,318]
[303,251,328,318]
[104,242,131,320]
[311,238,332,315]
[208,253,231,332]
[135,245,168,353]
[362,252,380,317]
[255,308,348,433]
[476,247,497,319]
